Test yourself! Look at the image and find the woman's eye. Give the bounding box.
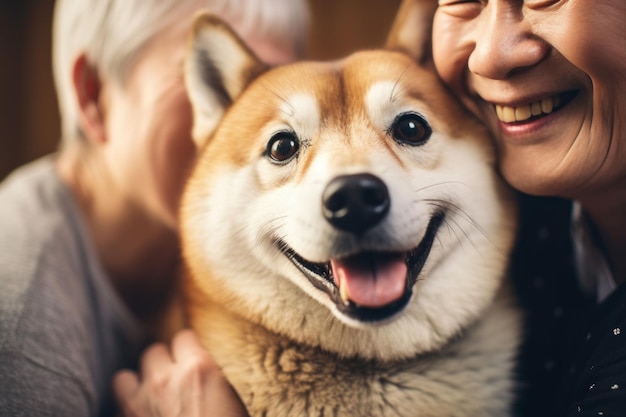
[389,113,432,146]
[525,0,561,10]
[438,0,483,18]
[266,132,300,163]
[438,0,482,5]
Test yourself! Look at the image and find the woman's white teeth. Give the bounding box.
[496,96,561,123]
[531,101,542,116]
[515,106,531,121]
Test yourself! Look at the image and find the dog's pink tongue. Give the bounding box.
[331,253,407,308]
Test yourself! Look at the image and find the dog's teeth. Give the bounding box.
[339,282,350,305]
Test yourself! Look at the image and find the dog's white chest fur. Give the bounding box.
[194,286,520,417]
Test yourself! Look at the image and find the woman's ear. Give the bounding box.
[385,0,438,68]
[72,53,106,144]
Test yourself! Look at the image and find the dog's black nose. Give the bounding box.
[322,173,390,234]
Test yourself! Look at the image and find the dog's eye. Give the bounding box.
[389,113,432,146]
[266,132,300,163]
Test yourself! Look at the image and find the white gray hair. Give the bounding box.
[52,0,310,145]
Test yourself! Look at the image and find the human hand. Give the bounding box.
[113,329,248,417]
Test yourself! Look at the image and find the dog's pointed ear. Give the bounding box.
[385,0,438,68]
[185,13,268,147]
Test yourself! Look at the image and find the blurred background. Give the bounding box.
[0,0,402,181]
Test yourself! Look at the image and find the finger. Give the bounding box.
[140,342,174,380]
[112,370,140,403]
[171,329,214,365]
[184,358,248,417]
[204,377,249,417]
[170,330,248,416]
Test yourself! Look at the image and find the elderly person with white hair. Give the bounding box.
[0,1,308,416]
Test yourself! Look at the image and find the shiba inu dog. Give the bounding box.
[178,2,521,416]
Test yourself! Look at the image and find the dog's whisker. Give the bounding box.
[444,216,478,254]
[389,61,414,104]
[249,97,293,118]
[414,181,471,193]
[437,216,464,251]
[441,201,500,251]
[226,217,287,264]
[424,199,487,239]
[422,199,483,255]
[258,230,285,249]
[425,199,510,259]
[258,81,295,117]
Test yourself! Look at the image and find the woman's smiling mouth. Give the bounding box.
[493,91,578,123]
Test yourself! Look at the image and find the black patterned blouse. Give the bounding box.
[511,195,626,417]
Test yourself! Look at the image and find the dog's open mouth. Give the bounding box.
[279,212,445,322]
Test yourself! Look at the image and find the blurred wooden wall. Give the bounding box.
[0,1,58,181]
[307,0,402,60]
[0,0,401,181]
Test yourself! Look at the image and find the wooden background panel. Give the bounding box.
[308,0,402,60]
[0,1,57,181]
[0,0,401,180]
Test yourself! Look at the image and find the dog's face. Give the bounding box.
[181,14,517,361]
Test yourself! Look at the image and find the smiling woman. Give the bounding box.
[414,0,626,415]
[433,0,626,200]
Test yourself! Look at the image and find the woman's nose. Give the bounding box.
[468,7,549,80]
